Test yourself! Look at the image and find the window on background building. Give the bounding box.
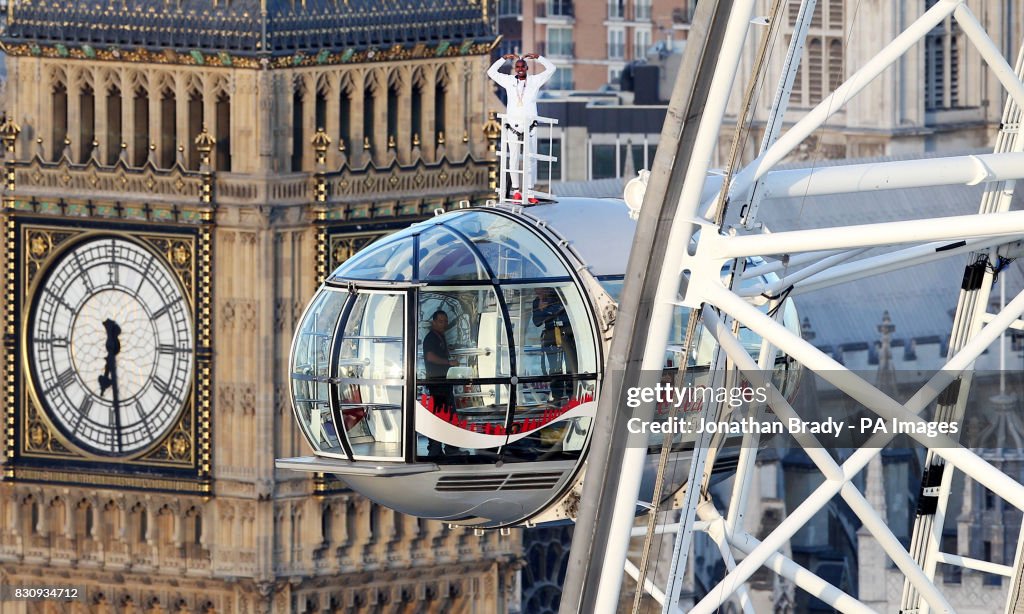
[387,84,399,147]
[549,66,574,90]
[608,0,624,19]
[608,67,623,88]
[51,81,67,162]
[828,38,844,92]
[434,81,447,141]
[78,84,95,164]
[105,86,121,165]
[498,0,522,16]
[188,89,203,170]
[132,87,148,166]
[789,36,844,107]
[788,0,841,27]
[215,93,231,171]
[608,28,625,59]
[498,39,522,57]
[983,541,1002,586]
[363,89,375,151]
[291,88,305,171]
[634,28,652,58]
[635,0,651,20]
[411,85,422,149]
[591,144,616,179]
[548,27,574,57]
[807,38,823,102]
[537,139,562,181]
[924,2,963,111]
[618,141,644,176]
[828,0,843,26]
[786,1,845,107]
[160,87,177,168]
[940,533,962,584]
[548,0,573,17]
[672,0,697,24]
[985,488,997,510]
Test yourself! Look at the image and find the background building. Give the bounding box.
[0,0,521,612]
[496,0,696,91]
[494,0,1023,187]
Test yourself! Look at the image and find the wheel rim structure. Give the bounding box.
[560,1,1024,613]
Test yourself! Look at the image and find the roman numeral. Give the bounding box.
[71,399,90,432]
[44,288,75,313]
[151,297,182,320]
[52,368,76,391]
[137,257,154,293]
[152,377,169,395]
[158,344,188,354]
[73,251,94,292]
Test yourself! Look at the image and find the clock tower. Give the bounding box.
[0,0,519,611]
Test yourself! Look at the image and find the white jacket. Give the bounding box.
[487,56,556,122]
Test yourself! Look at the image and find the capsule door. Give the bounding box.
[333,288,412,461]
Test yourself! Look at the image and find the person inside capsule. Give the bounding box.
[532,287,577,401]
[422,309,460,457]
[411,280,595,463]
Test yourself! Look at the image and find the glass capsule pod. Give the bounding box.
[278,198,801,528]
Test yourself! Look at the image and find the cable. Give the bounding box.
[766,286,793,317]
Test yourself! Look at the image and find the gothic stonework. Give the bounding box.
[0,0,518,611]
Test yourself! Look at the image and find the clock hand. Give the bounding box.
[97,319,121,395]
[98,319,123,453]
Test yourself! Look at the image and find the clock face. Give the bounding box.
[28,236,194,456]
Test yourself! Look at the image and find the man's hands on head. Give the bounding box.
[502,53,539,60]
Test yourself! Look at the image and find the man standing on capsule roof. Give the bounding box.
[487,52,556,204]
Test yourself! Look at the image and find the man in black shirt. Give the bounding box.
[532,288,577,400]
[423,310,458,456]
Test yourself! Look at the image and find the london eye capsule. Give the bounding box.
[277,198,801,528]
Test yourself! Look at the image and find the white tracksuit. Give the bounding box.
[487,56,556,191]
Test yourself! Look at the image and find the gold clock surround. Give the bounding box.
[10,222,212,492]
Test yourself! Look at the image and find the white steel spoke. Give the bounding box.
[736,247,868,298]
[712,209,1024,258]
[790,237,1015,296]
[738,248,847,280]
[569,0,1024,611]
[755,152,1024,201]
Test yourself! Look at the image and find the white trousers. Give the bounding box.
[505,122,537,191]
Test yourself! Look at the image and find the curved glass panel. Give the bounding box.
[416,288,512,379]
[416,384,512,460]
[502,380,597,462]
[290,289,348,456]
[415,287,514,461]
[335,292,406,460]
[333,236,415,281]
[502,283,597,379]
[418,225,488,281]
[446,211,569,280]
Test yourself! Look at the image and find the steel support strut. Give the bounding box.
[557,2,741,611]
